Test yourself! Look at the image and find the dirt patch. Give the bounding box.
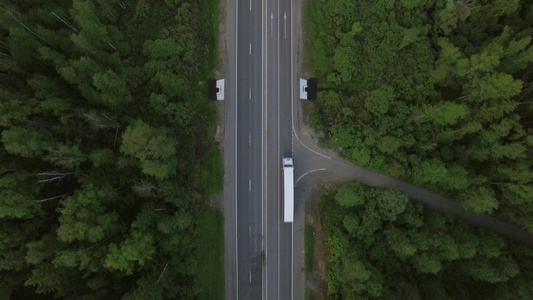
[209,190,224,213]
[305,183,337,299]
[213,121,224,144]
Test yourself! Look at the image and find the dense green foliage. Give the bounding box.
[200,145,224,196]
[306,0,533,229]
[194,208,225,300]
[322,183,533,299]
[0,0,222,298]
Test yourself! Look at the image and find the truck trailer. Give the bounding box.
[283,157,294,223]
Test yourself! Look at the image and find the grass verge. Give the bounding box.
[201,146,224,196]
[194,208,225,300]
[305,288,314,300]
[305,225,315,275]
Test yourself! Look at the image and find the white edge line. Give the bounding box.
[277,0,281,299]
[291,3,294,299]
[235,0,239,298]
[295,168,327,185]
[291,222,294,300]
[290,0,294,159]
[262,0,267,298]
[292,125,331,159]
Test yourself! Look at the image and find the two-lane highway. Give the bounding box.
[233,0,264,298]
[265,0,294,299]
[224,0,294,298]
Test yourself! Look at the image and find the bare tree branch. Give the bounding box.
[51,11,78,33]
[34,193,70,202]
[0,3,54,47]
[157,263,169,284]
[77,109,121,130]
[35,171,75,184]
[114,127,119,148]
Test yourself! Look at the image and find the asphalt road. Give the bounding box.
[234,0,264,298]
[265,0,294,299]
[223,0,294,298]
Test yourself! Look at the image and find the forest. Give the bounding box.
[305,0,533,230]
[321,182,533,299]
[0,0,223,299]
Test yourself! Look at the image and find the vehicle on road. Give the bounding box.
[283,157,294,223]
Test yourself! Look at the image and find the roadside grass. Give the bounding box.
[305,288,314,300]
[199,0,220,78]
[201,145,224,196]
[201,99,219,142]
[195,1,224,298]
[306,185,335,300]
[305,225,315,275]
[194,208,225,300]
[194,0,220,143]
[301,100,317,129]
[304,0,332,79]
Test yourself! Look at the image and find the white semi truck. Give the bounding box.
[283,157,294,223]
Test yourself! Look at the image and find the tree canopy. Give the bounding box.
[321,183,533,299]
[0,0,221,298]
[306,0,533,231]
